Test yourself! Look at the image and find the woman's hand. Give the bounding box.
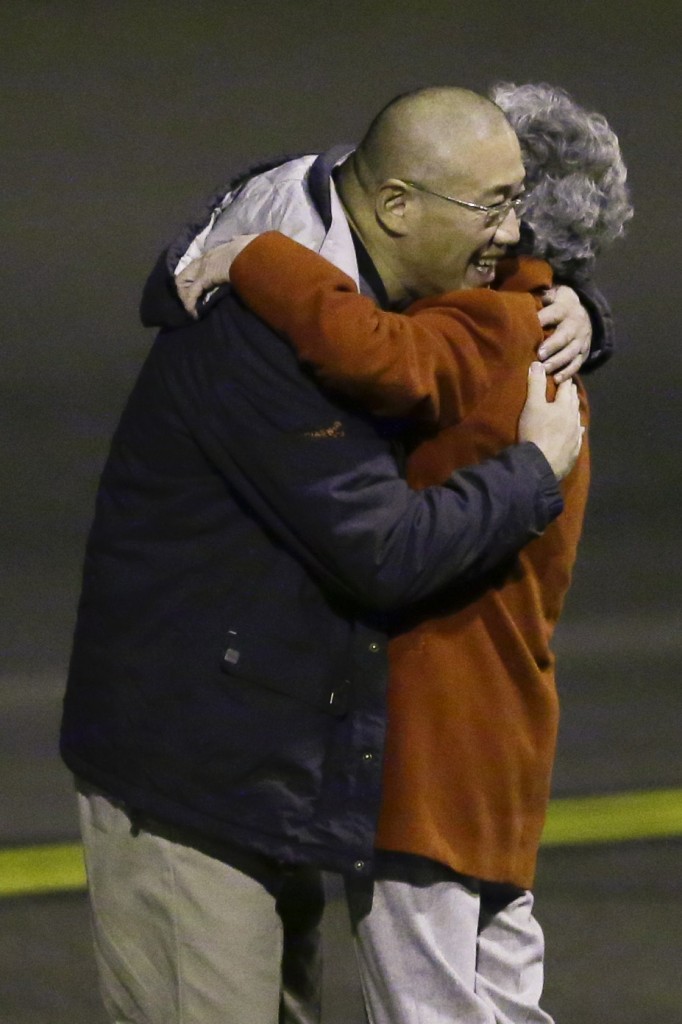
[537,285,592,382]
[175,235,260,318]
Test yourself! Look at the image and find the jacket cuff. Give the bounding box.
[569,280,615,373]
[518,441,564,527]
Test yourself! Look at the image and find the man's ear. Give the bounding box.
[374,179,411,237]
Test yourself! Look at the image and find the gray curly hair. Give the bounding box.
[490,82,633,281]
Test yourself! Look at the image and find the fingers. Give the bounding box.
[537,296,572,328]
[538,286,590,357]
[539,334,589,378]
[575,422,587,461]
[176,272,202,318]
[537,299,591,379]
[558,379,584,465]
[554,378,578,407]
[538,324,577,359]
[537,305,562,328]
[527,365,580,414]
[538,316,590,355]
[553,353,586,384]
[524,361,548,407]
[538,284,579,318]
[174,237,260,318]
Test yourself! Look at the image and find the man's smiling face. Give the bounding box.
[391,125,525,302]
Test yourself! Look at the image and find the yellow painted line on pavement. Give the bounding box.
[1,788,681,898]
[0,842,86,898]
[541,787,682,846]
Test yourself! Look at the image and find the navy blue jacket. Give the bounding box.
[61,280,563,874]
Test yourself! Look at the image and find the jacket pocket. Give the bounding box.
[219,623,350,716]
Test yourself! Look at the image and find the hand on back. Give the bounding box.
[537,285,592,382]
[518,362,584,480]
[176,235,260,317]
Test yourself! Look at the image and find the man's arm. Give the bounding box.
[567,280,614,371]
[499,259,613,382]
[157,297,577,612]
[536,284,612,381]
[510,223,615,380]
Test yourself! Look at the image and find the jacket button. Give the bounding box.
[354,860,366,872]
[368,642,381,652]
[362,751,374,763]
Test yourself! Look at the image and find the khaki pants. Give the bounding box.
[79,785,553,1024]
[77,783,323,1024]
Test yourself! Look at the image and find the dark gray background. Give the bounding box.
[1,3,680,1019]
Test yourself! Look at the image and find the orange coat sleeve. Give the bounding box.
[229,232,545,429]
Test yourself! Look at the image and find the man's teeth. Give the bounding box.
[474,258,497,270]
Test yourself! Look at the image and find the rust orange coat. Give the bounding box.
[231,233,590,888]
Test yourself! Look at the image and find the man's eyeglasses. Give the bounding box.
[402,179,524,226]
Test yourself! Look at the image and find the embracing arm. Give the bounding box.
[159,300,572,612]
[494,254,613,381]
[565,280,614,371]
[210,232,541,428]
[535,282,613,381]
[505,223,615,381]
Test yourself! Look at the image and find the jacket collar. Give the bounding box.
[310,148,389,308]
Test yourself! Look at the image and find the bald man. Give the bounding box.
[337,87,526,299]
[65,88,593,1024]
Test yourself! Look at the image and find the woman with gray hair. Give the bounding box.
[491,80,633,282]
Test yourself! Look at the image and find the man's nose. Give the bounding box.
[493,207,521,246]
